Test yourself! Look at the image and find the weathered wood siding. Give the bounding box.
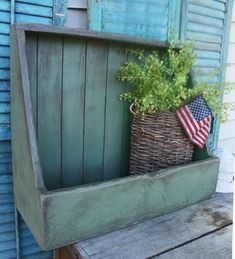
[219,3,235,153]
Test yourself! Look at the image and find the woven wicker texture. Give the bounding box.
[130,111,194,174]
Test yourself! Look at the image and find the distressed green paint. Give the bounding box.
[62,38,86,187]
[11,24,220,251]
[103,44,128,180]
[10,27,45,247]
[44,158,220,250]
[37,35,63,190]
[84,40,108,184]
[23,25,171,189]
[25,33,38,128]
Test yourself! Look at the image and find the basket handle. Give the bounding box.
[129,103,137,115]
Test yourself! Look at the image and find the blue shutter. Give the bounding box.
[182,0,233,151]
[15,0,53,24]
[89,0,182,41]
[0,0,57,258]
[0,1,16,258]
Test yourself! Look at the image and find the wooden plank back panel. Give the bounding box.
[26,33,132,190]
[37,35,63,190]
[103,44,128,180]
[83,40,108,184]
[26,19,231,190]
[62,38,86,187]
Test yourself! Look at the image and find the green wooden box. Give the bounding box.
[11,24,220,250]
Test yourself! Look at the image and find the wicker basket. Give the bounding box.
[130,109,194,175]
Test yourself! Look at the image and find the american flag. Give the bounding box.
[176,95,213,148]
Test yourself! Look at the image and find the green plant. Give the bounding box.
[117,41,233,122]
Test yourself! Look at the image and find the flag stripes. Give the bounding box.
[176,96,212,148]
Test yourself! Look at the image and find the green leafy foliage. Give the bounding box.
[117,41,233,122]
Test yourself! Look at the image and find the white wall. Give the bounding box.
[218,4,235,154]
[217,4,235,193]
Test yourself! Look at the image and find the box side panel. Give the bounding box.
[44,158,219,249]
[10,27,45,248]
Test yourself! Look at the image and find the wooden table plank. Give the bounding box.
[72,194,232,259]
[157,225,232,259]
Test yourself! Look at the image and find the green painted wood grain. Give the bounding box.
[37,35,62,190]
[102,44,127,180]
[83,40,108,184]
[11,28,44,247]
[120,101,131,177]
[25,33,38,132]
[43,157,219,250]
[120,53,135,177]
[62,38,86,187]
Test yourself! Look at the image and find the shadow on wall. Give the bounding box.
[215,147,234,193]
